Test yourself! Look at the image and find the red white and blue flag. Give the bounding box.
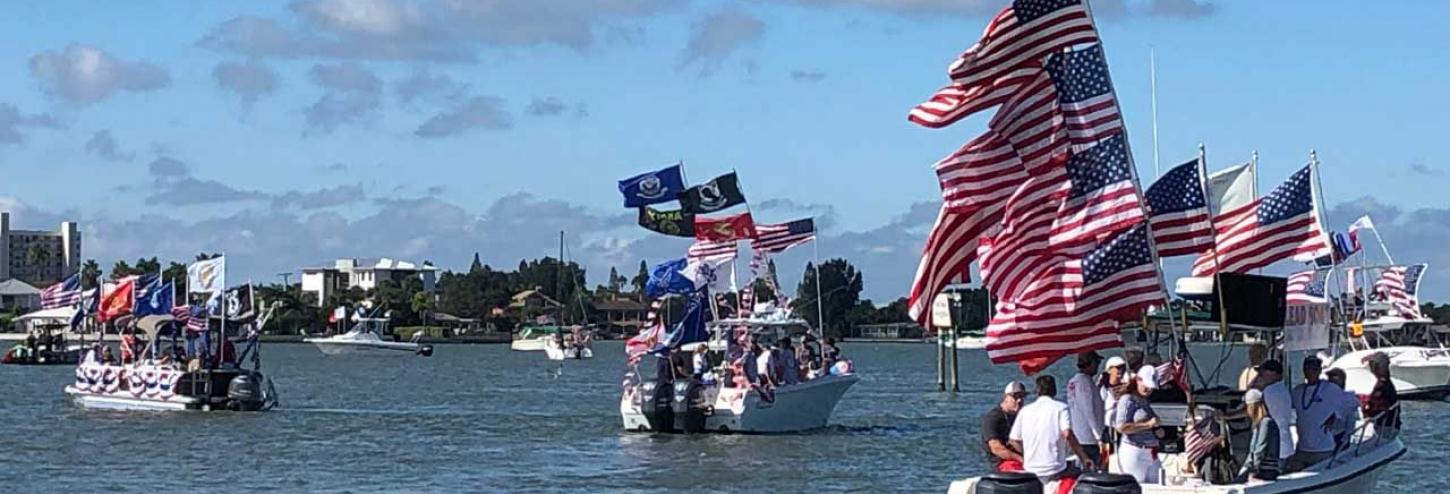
[687,238,737,263]
[751,218,816,254]
[948,0,1098,89]
[626,299,665,365]
[1050,135,1143,250]
[1145,158,1215,257]
[1376,264,1426,318]
[909,67,1039,129]
[907,203,1007,324]
[40,273,84,309]
[1286,270,1328,304]
[1191,164,1331,276]
[1042,44,1122,146]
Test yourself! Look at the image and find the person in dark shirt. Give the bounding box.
[1362,352,1401,430]
[982,381,1028,471]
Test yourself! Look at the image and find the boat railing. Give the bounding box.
[1326,402,1400,469]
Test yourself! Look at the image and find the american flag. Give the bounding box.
[687,238,738,263]
[1286,270,1328,304]
[985,223,1163,368]
[627,299,665,364]
[40,273,84,309]
[752,218,816,254]
[907,203,1006,324]
[986,68,1070,175]
[1183,413,1225,468]
[979,168,1068,303]
[948,0,1098,89]
[1049,135,1143,250]
[1145,158,1215,257]
[909,67,1039,128]
[1191,164,1331,276]
[934,131,1032,214]
[1042,44,1122,145]
[1376,264,1426,318]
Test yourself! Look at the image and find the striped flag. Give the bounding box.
[979,168,1068,303]
[40,273,84,309]
[1191,164,1331,276]
[934,128,1033,214]
[687,238,738,263]
[1043,44,1122,145]
[1146,158,1215,257]
[1286,270,1328,304]
[947,0,1098,89]
[1049,135,1143,250]
[985,224,1164,371]
[627,299,665,365]
[907,203,1007,324]
[751,218,816,254]
[909,67,1039,128]
[1376,264,1426,318]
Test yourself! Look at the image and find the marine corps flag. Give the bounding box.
[99,276,137,323]
[638,206,695,237]
[680,172,746,214]
[694,212,757,242]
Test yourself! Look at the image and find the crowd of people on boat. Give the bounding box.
[979,347,1402,490]
[660,333,851,394]
[79,330,239,372]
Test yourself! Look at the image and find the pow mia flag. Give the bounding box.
[210,284,255,320]
[680,172,746,214]
[638,207,696,237]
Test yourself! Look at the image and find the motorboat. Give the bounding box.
[543,327,595,360]
[620,314,858,434]
[511,324,559,352]
[305,317,433,356]
[1324,309,1450,399]
[65,314,278,412]
[940,332,988,350]
[3,326,84,365]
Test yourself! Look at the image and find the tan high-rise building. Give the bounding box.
[0,212,81,286]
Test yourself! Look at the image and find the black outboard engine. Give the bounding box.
[226,373,265,411]
[671,380,707,433]
[639,380,675,432]
[1072,473,1141,494]
[972,472,1042,494]
[416,344,434,357]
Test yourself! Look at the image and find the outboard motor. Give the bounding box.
[226,373,265,411]
[1072,473,1141,494]
[416,344,434,357]
[671,380,707,433]
[972,472,1042,494]
[639,380,675,432]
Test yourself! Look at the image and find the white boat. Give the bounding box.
[543,327,595,360]
[511,325,558,352]
[66,314,278,412]
[1330,346,1450,400]
[620,315,858,434]
[305,317,433,356]
[940,334,988,350]
[947,405,1405,494]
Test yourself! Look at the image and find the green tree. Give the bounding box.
[793,259,863,338]
[110,260,136,280]
[164,262,188,296]
[134,257,161,275]
[469,253,485,274]
[80,259,101,290]
[630,260,650,300]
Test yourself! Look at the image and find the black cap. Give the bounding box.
[1257,359,1283,374]
[1303,355,1323,368]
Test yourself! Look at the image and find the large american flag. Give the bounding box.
[1042,44,1122,145]
[1146,158,1215,257]
[907,203,1006,324]
[1049,135,1143,250]
[1191,164,1331,276]
[751,218,816,254]
[1286,270,1328,304]
[934,131,1032,214]
[948,0,1098,89]
[687,238,738,263]
[985,223,1163,369]
[909,67,1039,128]
[979,169,1068,303]
[40,273,84,309]
[1376,264,1426,318]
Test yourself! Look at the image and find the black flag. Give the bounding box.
[680,172,746,214]
[638,207,695,237]
[211,284,255,320]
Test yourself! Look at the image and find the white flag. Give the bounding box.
[1205,162,1255,216]
[1348,215,1375,233]
[680,258,734,293]
[186,256,226,297]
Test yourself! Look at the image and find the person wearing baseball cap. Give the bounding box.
[1066,351,1106,468]
[1115,365,1162,483]
[981,381,1027,472]
[1097,356,1130,472]
[1256,359,1297,461]
[1237,389,1281,481]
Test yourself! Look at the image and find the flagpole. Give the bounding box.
[1196,145,1231,341]
[812,230,825,342]
[1371,227,1395,265]
[1306,150,1345,341]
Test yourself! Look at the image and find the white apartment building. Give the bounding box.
[1,212,81,286]
[300,258,438,306]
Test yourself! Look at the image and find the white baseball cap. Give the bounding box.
[1136,365,1160,390]
[1003,381,1027,395]
[1243,388,1264,404]
[1103,356,1127,370]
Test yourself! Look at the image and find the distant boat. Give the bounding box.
[305,317,433,357]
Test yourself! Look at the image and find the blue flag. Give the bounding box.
[656,288,712,353]
[618,164,685,208]
[644,258,696,298]
[134,281,175,317]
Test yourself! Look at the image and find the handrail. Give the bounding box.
[1326,402,1400,468]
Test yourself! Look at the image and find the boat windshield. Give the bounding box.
[346,318,389,336]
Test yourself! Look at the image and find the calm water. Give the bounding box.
[1,342,1446,493]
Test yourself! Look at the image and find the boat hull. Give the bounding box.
[66,386,206,411]
[305,339,421,356]
[1330,347,1450,400]
[621,374,859,434]
[940,336,987,350]
[511,338,547,352]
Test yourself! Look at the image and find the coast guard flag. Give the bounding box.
[187,256,226,300]
[618,164,685,208]
[40,273,84,309]
[644,259,696,298]
[680,173,746,214]
[134,281,175,317]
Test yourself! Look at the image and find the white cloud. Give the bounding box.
[680,8,765,74]
[213,60,279,105]
[414,96,512,137]
[28,44,170,105]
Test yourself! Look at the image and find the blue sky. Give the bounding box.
[1,0,1447,302]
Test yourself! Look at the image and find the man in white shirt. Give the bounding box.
[1256,359,1296,462]
[1324,368,1360,449]
[1287,356,1345,471]
[1066,351,1105,468]
[1010,375,1095,489]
